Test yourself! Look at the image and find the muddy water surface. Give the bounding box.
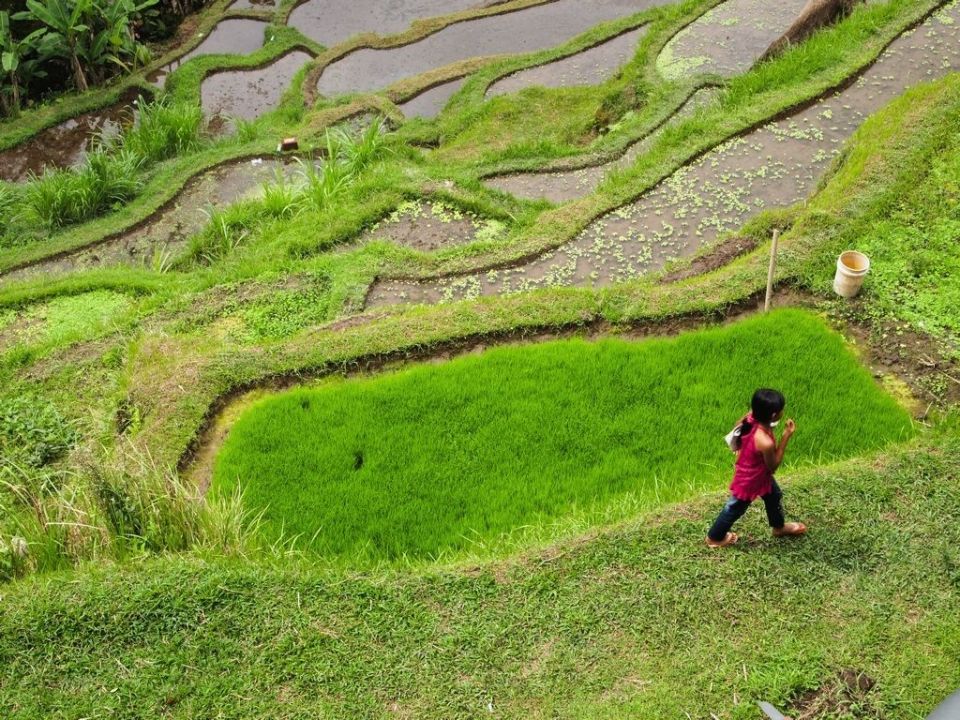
[398,78,467,118]
[367,4,960,307]
[290,0,482,48]
[230,0,276,9]
[486,25,647,97]
[149,19,269,87]
[0,90,140,183]
[201,50,313,122]
[657,0,809,80]
[316,0,674,98]
[0,158,290,284]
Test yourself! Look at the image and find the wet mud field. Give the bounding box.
[315,0,674,98]
[486,25,648,98]
[0,157,292,283]
[367,4,960,307]
[0,90,141,183]
[353,200,506,253]
[398,78,468,119]
[656,0,810,80]
[201,50,314,122]
[289,0,482,48]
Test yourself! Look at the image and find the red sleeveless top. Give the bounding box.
[730,417,774,501]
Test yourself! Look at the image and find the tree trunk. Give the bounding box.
[10,72,19,112]
[70,46,88,91]
[758,0,864,64]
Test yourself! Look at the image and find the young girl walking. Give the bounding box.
[706,388,807,548]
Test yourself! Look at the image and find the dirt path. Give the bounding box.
[367,3,960,307]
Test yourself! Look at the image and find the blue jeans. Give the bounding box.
[708,480,786,541]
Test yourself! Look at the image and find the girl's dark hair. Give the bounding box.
[736,389,786,441]
[750,388,786,424]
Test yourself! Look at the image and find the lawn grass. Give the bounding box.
[212,309,914,561]
[3,431,959,719]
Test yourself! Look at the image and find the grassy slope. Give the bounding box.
[213,310,914,560]
[3,432,959,719]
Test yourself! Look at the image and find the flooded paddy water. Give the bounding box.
[367,3,960,307]
[483,0,814,203]
[289,0,483,48]
[149,18,269,88]
[485,86,719,203]
[656,0,810,80]
[201,50,314,123]
[315,0,674,98]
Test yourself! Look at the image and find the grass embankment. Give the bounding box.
[213,310,914,560]
[3,431,959,719]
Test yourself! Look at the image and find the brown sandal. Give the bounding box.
[706,532,739,548]
[773,522,807,538]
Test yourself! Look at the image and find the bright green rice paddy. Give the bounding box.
[212,309,915,561]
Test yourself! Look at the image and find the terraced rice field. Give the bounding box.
[3,0,960,715]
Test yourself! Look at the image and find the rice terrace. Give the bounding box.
[1,0,960,716]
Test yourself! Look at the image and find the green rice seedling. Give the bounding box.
[148,245,175,274]
[187,202,256,265]
[213,310,916,561]
[260,168,299,219]
[296,155,353,214]
[121,95,203,164]
[21,148,142,227]
[339,118,391,174]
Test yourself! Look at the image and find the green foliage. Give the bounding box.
[213,310,915,561]
[120,94,203,164]
[11,0,156,98]
[23,146,143,227]
[4,435,960,717]
[0,395,76,467]
[239,275,334,341]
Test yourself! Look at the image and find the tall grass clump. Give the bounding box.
[212,310,916,562]
[22,147,143,227]
[0,442,264,581]
[121,95,204,164]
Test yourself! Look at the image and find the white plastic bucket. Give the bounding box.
[833,250,870,298]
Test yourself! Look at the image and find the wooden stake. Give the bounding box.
[764,229,780,312]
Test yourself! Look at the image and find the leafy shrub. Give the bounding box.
[0,395,77,467]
